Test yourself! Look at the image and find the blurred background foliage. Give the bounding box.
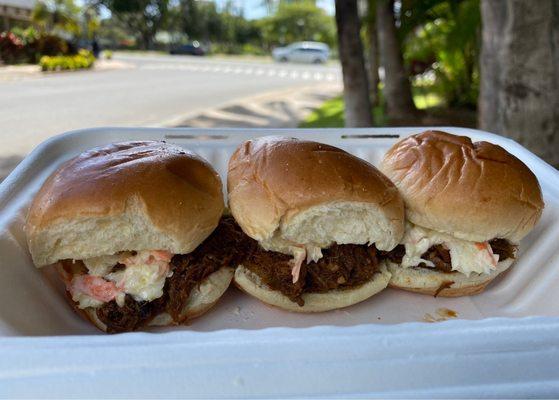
[0,0,505,126]
[258,2,336,48]
[1,0,556,165]
[402,0,480,109]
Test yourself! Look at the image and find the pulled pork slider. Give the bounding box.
[228,136,404,312]
[380,131,544,297]
[26,141,243,333]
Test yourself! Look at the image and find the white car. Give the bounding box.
[272,42,330,64]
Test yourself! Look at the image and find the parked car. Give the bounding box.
[272,42,330,64]
[170,41,205,56]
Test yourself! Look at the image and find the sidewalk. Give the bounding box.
[0,64,39,81]
[172,83,341,129]
[0,59,132,81]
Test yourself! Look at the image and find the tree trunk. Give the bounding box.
[366,0,380,108]
[140,32,152,50]
[376,0,416,120]
[335,0,373,127]
[479,0,559,167]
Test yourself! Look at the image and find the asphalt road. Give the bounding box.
[0,53,340,157]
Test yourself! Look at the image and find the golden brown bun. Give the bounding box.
[234,265,391,312]
[71,267,234,332]
[380,131,544,243]
[26,141,224,266]
[227,136,404,251]
[386,258,514,297]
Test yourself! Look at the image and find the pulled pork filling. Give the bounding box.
[60,216,248,333]
[61,216,382,331]
[242,243,379,306]
[488,239,517,261]
[383,238,517,274]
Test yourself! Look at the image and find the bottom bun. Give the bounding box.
[234,264,391,312]
[386,258,514,297]
[79,266,234,332]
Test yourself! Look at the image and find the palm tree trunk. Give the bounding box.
[366,0,380,108]
[479,0,559,167]
[335,0,373,127]
[376,0,416,120]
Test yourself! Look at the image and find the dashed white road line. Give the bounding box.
[139,62,340,82]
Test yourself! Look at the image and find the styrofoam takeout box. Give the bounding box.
[1,127,558,397]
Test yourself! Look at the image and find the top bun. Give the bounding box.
[227,136,404,251]
[27,141,224,267]
[381,130,544,243]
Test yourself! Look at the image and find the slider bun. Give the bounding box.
[381,131,544,243]
[234,265,391,312]
[386,258,514,297]
[227,136,404,251]
[26,141,224,267]
[74,267,234,332]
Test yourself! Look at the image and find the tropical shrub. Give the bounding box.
[39,49,95,71]
[402,0,481,109]
[0,30,74,64]
[32,34,71,58]
[0,32,26,64]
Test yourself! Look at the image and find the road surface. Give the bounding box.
[0,53,340,157]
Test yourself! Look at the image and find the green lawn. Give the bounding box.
[299,96,346,128]
[300,89,443,128]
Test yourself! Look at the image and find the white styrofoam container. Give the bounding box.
[1,127,558,397]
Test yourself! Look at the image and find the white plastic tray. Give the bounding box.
[1,127,559,397]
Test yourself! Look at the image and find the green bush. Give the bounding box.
[241,44,266,56]
[208,42,266,56]
[40,50,95,72]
